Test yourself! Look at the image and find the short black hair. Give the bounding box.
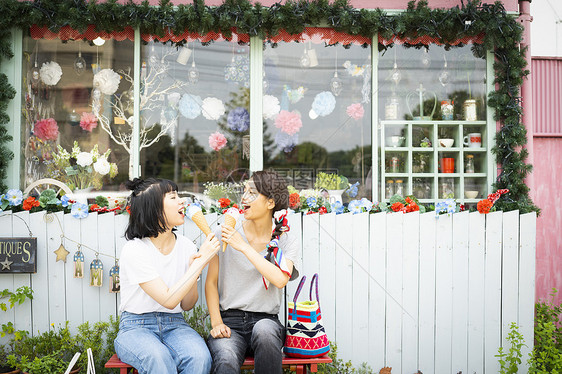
[124,178,178,240]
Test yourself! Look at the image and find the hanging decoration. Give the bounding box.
[275,131,299,153]
[224,48,249,87]
[73,42,86,76]
[330,47,343,96]
[93,69,120,95]
[79,112,98,132]
[40,61,62,86]
[263,95,280,120]
[90,255,103,287]
[178,93,202,119]
[188,45,199,84]
[73,249,84,278]
[208,131,227,152]
[201,97,225,120]
[227,107,250,132]
[342,61,366,77]
[438,55,451,87]
[310,91,336,119]
[53,236,70,262]
[274,110,302,136]
[109,263,120,293]
[285,85,306,104]
[67,109,81,127]
[242,134,250,159]
[33,118,59,141]
[346,103,365,120]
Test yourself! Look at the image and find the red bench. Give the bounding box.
[105,353,332,373]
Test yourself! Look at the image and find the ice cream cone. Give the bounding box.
[186,204,211,236]
[222,208,240,252]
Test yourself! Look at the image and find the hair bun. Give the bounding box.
[125,178,144,192]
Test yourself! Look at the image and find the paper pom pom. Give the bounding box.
[168,92,181,106]
[33,118,59,141]
[93,69,121,95]
[275,131,298,153]
[285,85,306,104]
[80,112,98,132]
[202,97,226,120]
[274,110,302,136]
[311,91,336,117]
[40,61,62,86]
[209,131,227,151]
[227,107,250,132]
[178,94,202,119]
[346,103,364,120]
[263,95,280,120]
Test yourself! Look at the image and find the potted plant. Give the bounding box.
[0,345,19,374]
[314,172,351,204]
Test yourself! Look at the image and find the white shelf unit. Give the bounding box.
[380,120,491,204]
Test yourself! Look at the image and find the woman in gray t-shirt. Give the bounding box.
[205,170,299,374]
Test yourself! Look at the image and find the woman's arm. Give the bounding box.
[221,225,293,289]
[140,233,219,310]
[205,256,231,338]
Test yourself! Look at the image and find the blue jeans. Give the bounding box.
[114,311,212,374]
[206,309,285,374]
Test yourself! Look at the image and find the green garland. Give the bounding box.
[0,0,539,214]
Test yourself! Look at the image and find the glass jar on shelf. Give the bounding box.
[389,156,400,173]
[465,154,475,173]
[441,99,454,120]
[440,178,455,199]
[395,179,404,196]
[385,180,394,199]
[385,93,400,120]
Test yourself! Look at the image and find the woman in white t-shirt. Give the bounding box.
[205,170,299,374]
[114,178,220,374]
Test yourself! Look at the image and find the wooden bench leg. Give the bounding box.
[309,363,317,372]
[296,364,305,374]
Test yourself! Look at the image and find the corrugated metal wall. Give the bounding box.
[532,57,562,136]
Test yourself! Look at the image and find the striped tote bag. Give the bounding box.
[283,274,330,358]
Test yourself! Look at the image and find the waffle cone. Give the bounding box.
[222,214,237,252]
[191,210,211,236]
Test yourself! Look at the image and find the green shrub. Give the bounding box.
[529,289,562,373]
[496,322,525,373]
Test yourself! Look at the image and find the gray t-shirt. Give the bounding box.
[214,219,300,315]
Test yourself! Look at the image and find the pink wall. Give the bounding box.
[533,137,562,304]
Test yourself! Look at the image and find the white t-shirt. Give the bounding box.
[119,234,197,314]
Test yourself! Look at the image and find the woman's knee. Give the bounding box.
[115,336,175,374]
[251,319,284,346]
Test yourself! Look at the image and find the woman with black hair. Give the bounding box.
[205,170,299,374]
[114,178,219,374]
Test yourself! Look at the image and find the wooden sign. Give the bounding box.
[0,237,37,273]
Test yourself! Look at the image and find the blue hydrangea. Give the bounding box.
[331,201,344,214]
[178,94,202,119]
[346,182,359,198]
[61,195,70,208]
[311,91,336,117]
[360,198,374,211]
[227,107,250,132]
[71,202,89,219]
[348,200,364,214]
[435,198,456,216]
[275,131,298,153]
[5,189,23,206]
[306,197,318,209]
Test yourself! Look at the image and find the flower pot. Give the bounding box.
[70,187,93,205]
[0,367,20,374]
[327,189,346,204]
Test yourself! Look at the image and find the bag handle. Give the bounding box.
[292,275,307,303]
[309,273,320,309]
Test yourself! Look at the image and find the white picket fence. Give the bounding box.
[0,210,536,374]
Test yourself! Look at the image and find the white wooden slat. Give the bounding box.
[302,213,320,279]
[284,212,303,325]
[385,212,403,373]
[114,213,129,314]
[352,212,369,367]
[451,211,470,374]
[46,211,67,327]
[418,212,436,373]
[98,213,117,321]
[183,210,204,307]
[0,213,15,346]
[203,213,221,308]
[29,211,50,334]
[501,211,519,346]
[518,212,537,374]
[401,211,419,374]
[434,213,453,374]
[64,212,83,333]
[369,212,386,370]
[484,211,503,374]
[12,212,32,338]
[467,212,486,374]
[318,212,336,340]
[80,212,101,324]
[334,212,353,361]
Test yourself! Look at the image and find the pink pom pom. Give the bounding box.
[80,112,98,132]
[346,103,364,120]
[209,131,227,151]
[274,110,302,136]
[34,118,59,141]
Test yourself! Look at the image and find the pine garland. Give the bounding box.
[0,0,539,213]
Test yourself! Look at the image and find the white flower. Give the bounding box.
[263,95,280,120]
[40,61,62,86]
[93,69,121,95]
[201,97,225,120]
[299,189,321,199]
[76,152,93,167]
[93,157,111,175]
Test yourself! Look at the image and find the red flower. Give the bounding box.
[232,204,239,209]
[289,193,301,209]
[391,202,404,212]
[22,196,40,211]
[406,202,419,212]
[459,204,466,212]
[477,199,493,214]
[318,206,328,215]
[90,204,100,210]
[306,211,317,215]
[405,197,413,205]
[218,198,231,208]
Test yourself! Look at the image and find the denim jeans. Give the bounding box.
[114,311,212,374]
[206,309,285,374]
